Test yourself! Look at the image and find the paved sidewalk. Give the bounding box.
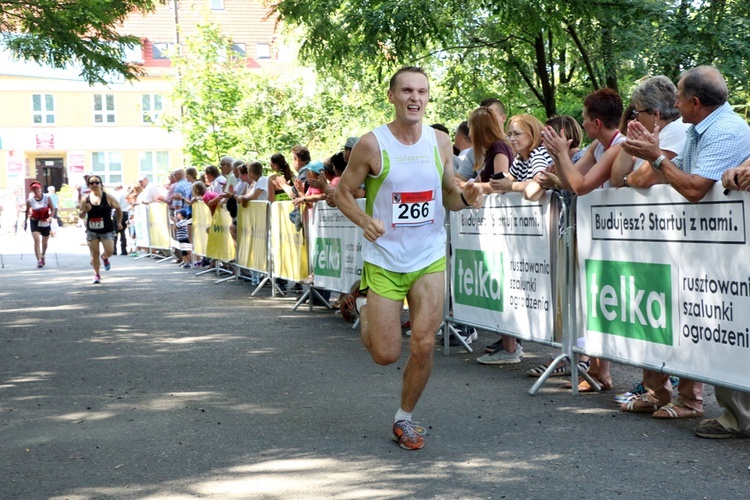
[1,226,748,498]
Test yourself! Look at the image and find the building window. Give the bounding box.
[93,94,116,124]
[142,94,163,124]
[32,94,55,125]
[231,43,246,57]
[256,43,271,59]
[209,0,224,10]
[91,151,123,185]
[139,151,170,182]
[152,42,171,60]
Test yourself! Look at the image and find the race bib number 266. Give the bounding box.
[392,190,435,227]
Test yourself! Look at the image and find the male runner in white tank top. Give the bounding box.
[335,66,483,450]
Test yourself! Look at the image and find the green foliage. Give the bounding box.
[57,184,78,209]
[165,18,393,168]
[0,0,161,84]
[163,16,248,167]
[272,0,750,119]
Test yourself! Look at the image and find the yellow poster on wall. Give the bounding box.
[206,206,235,262]
[270,201,308,281]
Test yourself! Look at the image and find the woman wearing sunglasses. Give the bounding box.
[78,175,123,284]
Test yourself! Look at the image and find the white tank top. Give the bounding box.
[27,194,49,217]
[364,123,445,272]
[594,131,626,189]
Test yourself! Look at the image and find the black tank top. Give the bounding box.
[86,192,114,233]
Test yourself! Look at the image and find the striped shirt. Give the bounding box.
[175,218,191,240]
[509,145,553,181]
[673,102,750,180]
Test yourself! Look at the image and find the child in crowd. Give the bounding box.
[173,208,193,268]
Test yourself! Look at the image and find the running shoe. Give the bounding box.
[103,258,111,271]
[37,260,43,268]
[41,257,45,266]
[484,339,503,353]
[392,420,426,450]
[92,274,101,284]
[477,345,523,364]
[614,381,647,405]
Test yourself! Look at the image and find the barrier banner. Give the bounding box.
[205,206,235,262]
[576,184,750,390]
[133,204,150,248]
[147,203,170,250]
[270,201,308,282]
[236,201,269,272]
[308,200,366,293]
[191,202,211,257]
[450,192,555,341]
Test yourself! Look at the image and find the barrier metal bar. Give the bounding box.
[292,284,333,311]
[529,192,596,395]
[196,260,232,277]
[215,262,238,284]
[443,207,473,354]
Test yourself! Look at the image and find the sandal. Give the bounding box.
[527,363,568,377]
[652,401,704,419]
[566,377,612,392]
[621,394,659,413]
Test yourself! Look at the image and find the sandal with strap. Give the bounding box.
[652,401,704,419]
[621,394,659,413]
[527,362,568,377]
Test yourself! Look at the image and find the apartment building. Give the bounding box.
[0,0,284,207]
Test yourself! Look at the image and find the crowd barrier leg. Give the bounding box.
[442,208,472,354]
[269,276,285,298]
[196,260,232,278]
[529,194,597,396]
[134,249,151,260]
[234,269,264,296]
[215,265,238,284]
[292,285,332,311]
[154,250,173,264]
[441,321,473,353]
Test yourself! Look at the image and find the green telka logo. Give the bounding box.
[586,259,672,345]
[313,238,342,278]
[454,249,503,312]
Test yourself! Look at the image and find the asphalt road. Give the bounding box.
[1,225,748,499]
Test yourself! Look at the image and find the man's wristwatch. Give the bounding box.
[652,154,666,171]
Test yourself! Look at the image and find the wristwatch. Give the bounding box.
[652,154,666,171]
[622,174,630,187]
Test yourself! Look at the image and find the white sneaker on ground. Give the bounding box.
[477,345,523,364]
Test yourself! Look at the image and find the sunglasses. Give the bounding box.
[89,181,101,185]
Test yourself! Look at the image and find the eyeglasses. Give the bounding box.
[632,109,650,118]
[89,181,101,185]
[507,131,525,140]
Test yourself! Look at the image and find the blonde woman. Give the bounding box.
[490,114,553,202]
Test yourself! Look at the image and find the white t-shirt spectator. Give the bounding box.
[248,176,269,201]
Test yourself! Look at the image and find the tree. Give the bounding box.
[0,0,160,85]
[272,0,750,119]
[164,17,391,167]
[163,16,247,167]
